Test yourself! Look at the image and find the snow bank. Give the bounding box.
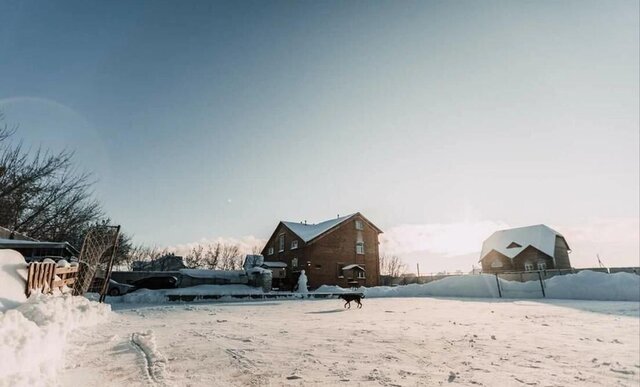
[0,294,110,386]
[0,250,110,386]
[316,271,640,301]
[0,249,28,312]
[180,269,247,280]
[544,270,640,301]
[114,284,264,304]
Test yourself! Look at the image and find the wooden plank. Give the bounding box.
[55,267,79,275]
[48,263,56,293]
[52,278,76,288]
[36,264,44,293]
[26,263,34,296]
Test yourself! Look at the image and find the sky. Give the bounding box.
[0,0,638,272]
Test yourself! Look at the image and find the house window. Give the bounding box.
[524,262,534,271]
[356,271,365,279]
[337,263,345,278]
[356,242,364,254]
[507,242,522,249]
[315,264,322,269]
[278,234,285,252]
[537,261,547,271]
[491,259,503,268]
[291,240,298,249]
[291,257,298,268]
[355,220,364,230]
[268,247,274,255]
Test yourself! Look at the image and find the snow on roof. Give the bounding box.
[479,224,564,262]
[262,261,287,268]
[342,264,365,271]
[282,214,356,243]
[0,238,79,254]
[179,269,247,279]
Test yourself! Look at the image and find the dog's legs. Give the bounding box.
[357,301,362,309]
[344,301,348,309]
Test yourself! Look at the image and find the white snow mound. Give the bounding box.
[0,249,28,312]
[316,271,640,301]
[0,288,110,386]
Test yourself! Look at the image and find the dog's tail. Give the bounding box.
[361,294,365,298]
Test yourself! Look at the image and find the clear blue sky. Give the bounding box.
[1,1,638,270]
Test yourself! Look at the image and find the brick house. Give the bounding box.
[479,224,572,273]
[261,213,382,289]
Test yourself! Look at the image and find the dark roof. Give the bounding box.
[0,238,80,255]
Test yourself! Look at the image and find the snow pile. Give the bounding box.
[0,249,110,386]
[545,270,640,301]
[180,269,247,280]
[0,294,111,386]
[316,271,640,301]
[0,249,28,311]
[114,284,264,304]
[317,275,502,298]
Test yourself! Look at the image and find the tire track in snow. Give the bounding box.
[130,331,170,386]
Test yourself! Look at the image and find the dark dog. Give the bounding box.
[339,294,364,309]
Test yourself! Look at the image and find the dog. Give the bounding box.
[339,294,364,309]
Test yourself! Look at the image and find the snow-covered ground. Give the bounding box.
[2,248,638,386]
[60,298,639,387]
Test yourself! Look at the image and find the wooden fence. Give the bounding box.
[26,262,79,297]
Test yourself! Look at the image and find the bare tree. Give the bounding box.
[380,254,406,277]
[0,114,104,247]
[218,243,241,270]
[251,243,263,255]
[184,245,206,269]
[183,242,243,270]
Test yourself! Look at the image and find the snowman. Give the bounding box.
[297,270,308,293]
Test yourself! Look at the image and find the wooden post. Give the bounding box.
[538,271,546,298]
[495,273,502,298]
[99,225,121,303]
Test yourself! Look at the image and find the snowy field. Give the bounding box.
[60,298,640,387]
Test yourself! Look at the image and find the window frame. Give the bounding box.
[524,262,534,272]
[356,270,366,279]
[278,234,285,252]
[356,242,365,255]
[537,261,547,271]
[291,240,298,250]
[355,220,364,230]
[268,247,274,255]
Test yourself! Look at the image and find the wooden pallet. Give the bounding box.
[26,262,79,297]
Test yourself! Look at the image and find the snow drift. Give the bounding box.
[0,249,111,386]
[316,271,640,301]
[0,294,111,386]
[0,249,28,312]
